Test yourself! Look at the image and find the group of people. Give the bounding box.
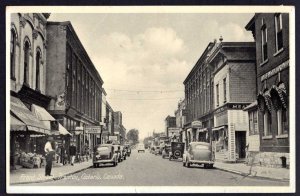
[44,136,77,176]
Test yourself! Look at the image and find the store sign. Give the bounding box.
[214,103,250,114]
[85,126,101,134]
[191,121,202,128]
[109,136,118,141]
[261,61,289,82]
[168,127,181,134]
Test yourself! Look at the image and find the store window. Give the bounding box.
[263,111,272,136]
[277,108,288,135]
[275,13,283,52]
[249,110,258,135]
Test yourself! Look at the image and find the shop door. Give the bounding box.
[235,131,246,159]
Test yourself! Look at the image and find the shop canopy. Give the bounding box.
[10,96,50,135]
[212,126,227,132]
[10,115,26,131]
[31,104,71,136]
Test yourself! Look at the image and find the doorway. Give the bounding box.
[235,131,246,159]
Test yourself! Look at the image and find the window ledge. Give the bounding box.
[273,48,284,57]
[262,135,273,140]
[260,59,269,66]
[276,134,288,139]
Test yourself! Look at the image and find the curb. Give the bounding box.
[10,164,92,185]
[215,167,290,182]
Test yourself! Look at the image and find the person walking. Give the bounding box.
[69,143,76,166]
[44,136,55,176]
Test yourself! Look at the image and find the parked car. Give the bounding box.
[93,144,118,167]
[113,144,122,162]
[154,146,160,155]
[137,144,145,153]
[162,145,171,158]
[124,145,131,157]
[183,142,214,168]
[169,142,185,161]
[120,145,127,160]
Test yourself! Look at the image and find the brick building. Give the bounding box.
[245,13,289,168]
[46,21,104,155]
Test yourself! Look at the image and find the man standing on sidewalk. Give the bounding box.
[69,143,76,166]
[44,136,55,176]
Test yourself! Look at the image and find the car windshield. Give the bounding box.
[97,146,109,152]
[194,145,209,150]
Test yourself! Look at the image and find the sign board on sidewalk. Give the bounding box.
[85,126,101,134]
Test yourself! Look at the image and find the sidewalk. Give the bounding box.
[214,161,290,182]
[10,160,92,185]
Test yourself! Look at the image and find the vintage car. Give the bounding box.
[183,142,214,168]
[161,145,171,158]
[169,142,185,161]
[137,144,145,153]
[120,146,127,160]
[113,144,123,162]
[93,144,118,167]
[154,146,160,155]
[124,145,131,157]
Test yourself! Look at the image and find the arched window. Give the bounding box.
[10,29,17,79]
[23,40,30,85]
[35,50,41,90]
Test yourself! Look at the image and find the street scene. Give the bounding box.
[7,6,293,193]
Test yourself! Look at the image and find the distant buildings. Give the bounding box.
[114,111,126,145]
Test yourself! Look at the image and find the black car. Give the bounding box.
[169,142,185,161]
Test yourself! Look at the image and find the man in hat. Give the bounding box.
[44,136,55,176]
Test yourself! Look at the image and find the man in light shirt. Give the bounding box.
[44,136,55,176]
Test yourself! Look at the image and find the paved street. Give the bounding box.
[26,149,288,186]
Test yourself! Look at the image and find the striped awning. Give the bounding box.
[10,96,50,135]
[10,115,26,131]
[270,82,288,110]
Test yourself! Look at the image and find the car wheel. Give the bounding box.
[93,163,97,168]
[204,164,208,169]
[124,156,126,160]
[183,161,186,167]
[209,164,213,169]
[169,156,172,161]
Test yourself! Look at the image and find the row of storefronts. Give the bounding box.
[9,13,122,170]
[175,13,290,168]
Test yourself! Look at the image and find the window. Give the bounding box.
[216,84,219,107]
[35,51,41,90]
[249,110,258,135]
[275,13,283,51]
[10,29,17,79]
[277,108,288,135]
[263,111,272,136]
[261,22,268,62]
[223,77,227,103]
[23,41,30,85]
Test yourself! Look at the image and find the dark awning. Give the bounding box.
[10,96,50,135]
[270,82,288,110]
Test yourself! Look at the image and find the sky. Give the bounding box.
[49,13,254,140]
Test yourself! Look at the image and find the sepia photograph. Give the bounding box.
[6,6,295,193]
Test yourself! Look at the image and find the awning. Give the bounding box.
[257,90,272,112]
[31,104,71,136]
[270,82,288,109]
[10,96,50,134]
[196,128,208,135]
[10,115,26,131]
[212,126,227,131]
[243,100,258,111]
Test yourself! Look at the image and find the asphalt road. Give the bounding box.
[30,149,288,186]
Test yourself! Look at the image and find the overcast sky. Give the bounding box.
[49,13,254,140]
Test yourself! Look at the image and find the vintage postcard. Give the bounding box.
[6,6,295,193]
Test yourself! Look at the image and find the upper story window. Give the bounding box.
[35,50,41,90]
[275,13,283,52]
[261,19,268,62]
[23,40,30,85]
[249,110,258,135]
[216,84,219,107]
[10,29,17,80]
[223,77,227,103]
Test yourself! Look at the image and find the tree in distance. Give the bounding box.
[126,129,139,145]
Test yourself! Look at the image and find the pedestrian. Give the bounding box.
[61,141,66,165]
[69,143,76,166]
[44,136,55,176]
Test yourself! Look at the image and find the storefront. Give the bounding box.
[212,103,249,162]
